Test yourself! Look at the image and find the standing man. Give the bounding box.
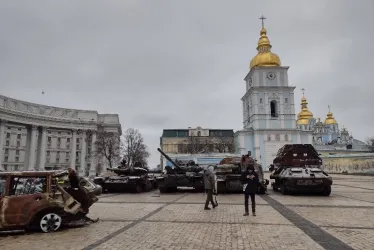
[203,165,217,210]
[240,165,258,216]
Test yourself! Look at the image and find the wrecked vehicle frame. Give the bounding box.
[0,170,98,233]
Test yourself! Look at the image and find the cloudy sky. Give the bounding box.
[0,0,373,167]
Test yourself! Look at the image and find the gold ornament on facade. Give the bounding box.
[324,105,337,125]
[249,15,281,69]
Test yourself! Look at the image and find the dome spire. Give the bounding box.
[297,88,314,125]
[325,105,337,125]
[249,15,281,69]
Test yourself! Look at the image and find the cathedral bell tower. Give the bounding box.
[241,16,296,131]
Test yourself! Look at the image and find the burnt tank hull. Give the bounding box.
[270,144,333,196]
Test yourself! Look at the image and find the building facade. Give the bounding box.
[160,126,235,169]
[0,94,122,176]
[235,22,312,170]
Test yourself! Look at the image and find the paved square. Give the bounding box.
[0,173,373,250]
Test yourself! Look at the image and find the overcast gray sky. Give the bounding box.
[0,0,373,167]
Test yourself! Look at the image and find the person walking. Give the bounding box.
[203,165,217,210]
[240,165,258,216]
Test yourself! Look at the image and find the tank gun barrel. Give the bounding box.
[157,148,181,170]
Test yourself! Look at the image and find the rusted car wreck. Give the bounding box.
[0,170,98,233]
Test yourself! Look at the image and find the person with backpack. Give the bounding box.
[240,165,258,216]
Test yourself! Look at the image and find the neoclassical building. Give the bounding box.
[0,94,122,175]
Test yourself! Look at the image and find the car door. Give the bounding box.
[2,175,49,227]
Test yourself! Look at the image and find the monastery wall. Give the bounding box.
[322,154,374,174]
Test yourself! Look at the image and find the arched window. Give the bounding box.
[197,131,201,136]
[270,100,278,118]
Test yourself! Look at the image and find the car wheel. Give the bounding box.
[39,213,62,233]
[322,185,331,196]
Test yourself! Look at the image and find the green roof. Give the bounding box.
[161,129,234,137]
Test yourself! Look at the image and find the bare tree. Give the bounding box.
[122,128,150,169]
[182,136,211,154]
[366,137,374,152]
[214,137,235,153]
[94,131,121,169]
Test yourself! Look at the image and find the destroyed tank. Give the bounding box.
[269,144,332,196]
[93,161,155,193]
[156,148,204,193]
[215,157,243,193]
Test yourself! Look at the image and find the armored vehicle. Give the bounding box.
[215,157,243,193]
[156,148,204,193]
[269,144,332,196]
[93,167,154,193]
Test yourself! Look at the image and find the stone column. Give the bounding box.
[0,120,6,171]
[27,125,38,171]
[36,126,48,171]
[89,131,97,176]
[80,130,87,175]
[70,129,77,170]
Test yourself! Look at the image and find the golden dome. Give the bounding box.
[250,27,281,69]
[296,95,314,125]
[325,111,337,125]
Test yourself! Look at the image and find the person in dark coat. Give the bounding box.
[240,165,258,216]
[203,166,217,210]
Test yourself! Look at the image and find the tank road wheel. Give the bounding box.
[135,184,143,193]
[280,181,288,195]
[39,213,62,233]
[272,184,278,192]
[322,185,331,196]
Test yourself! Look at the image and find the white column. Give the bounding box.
[89,131,97,176]
[0,120,5,171]
[28,125,38,171]
[70,129,77,170]
[36,126,48,171]
[80,130,87,175]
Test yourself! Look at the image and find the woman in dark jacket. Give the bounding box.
[240,165,258,216]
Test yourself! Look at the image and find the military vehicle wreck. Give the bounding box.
[269,144,332,196]
[0,170,98,233]
[93,165,155,193]
[215,156,268,194]
[156,148,204,193]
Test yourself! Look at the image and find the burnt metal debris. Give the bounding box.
[156,148,204,193]
[0,170,99,233]
[269,144,332,196]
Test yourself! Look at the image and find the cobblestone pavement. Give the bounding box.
[1,174,373,250]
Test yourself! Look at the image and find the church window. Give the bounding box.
[270,100,278,118]
[285,134,289,141]
[197,131,201,137]
[285,98,288,103]
[276,134,280,141]
[260,98,263,104]
[267,135,271,141]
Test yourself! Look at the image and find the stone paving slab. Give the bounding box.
[88,203,163,220]
[96,221,324,250]
[97,192,186,203]
[335,192,374,203]
[0,222,130,250]
[331,185,374,193]
[270,193,374,207]
[146,204,292,225]
[175,193,268,204]
[289,206,374,228]
[333,181,374,190]
[322,227,374,250]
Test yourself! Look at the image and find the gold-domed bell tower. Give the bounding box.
[324,105,339,133]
